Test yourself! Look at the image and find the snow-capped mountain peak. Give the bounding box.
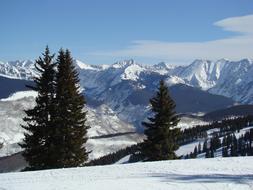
[154,62,174,69]
[8,60,34,68]
[171,59,216,89]
[120,62,145,81]
[165,75,186,86]
[74,59,99,71]
[152,62,176,75]
[111,59,138,69]
[107,59,146,83]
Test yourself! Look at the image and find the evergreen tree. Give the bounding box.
[222,136,227,147]
[190,152,194,158]
[198,142,201,154]
[222,147,228,157]
[194,146,198,158]
[52,49,89,168]
[203,139,208,153]
[231,134,238,157]
[249,129,253,149]
[141,80,180,161]
[19,47,56,170]
[215,135,221,149]
[238,135,243,156]
[210,148,214,158]
[227,134,233,147]
[210,135,221,151]
[205,149,210,158]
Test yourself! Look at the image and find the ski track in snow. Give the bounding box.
[0,157,252,190]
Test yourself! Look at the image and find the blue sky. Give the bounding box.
[1,0,253,65]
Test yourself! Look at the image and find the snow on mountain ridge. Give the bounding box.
[152,62,176,75]
[165,76,186,86]
[0,60,37,80]
[120,62,146,81]
[153,62,175,70]
[209,58,253,103]
[111,59,138,69]
[8,60,34,68]
[74,60,110,71]
[1,58,253,103]
[74,60,99,70]
[172,59,217,89]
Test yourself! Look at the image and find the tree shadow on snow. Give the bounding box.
[149,173,253,185]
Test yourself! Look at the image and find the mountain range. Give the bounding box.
[0,58,252,130]
[74,58,253,104]
[1,58,252,102]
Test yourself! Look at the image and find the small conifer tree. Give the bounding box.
[194,146,198,158]
[142,80,180,161]
[222,147,228,157]
[198,142,201,154]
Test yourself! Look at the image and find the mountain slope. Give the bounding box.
[203,105,253,121]
[208,59,253,103]
[169,84,234,113]
[0,76,33,99]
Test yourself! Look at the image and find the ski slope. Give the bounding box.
[0,157,252,190]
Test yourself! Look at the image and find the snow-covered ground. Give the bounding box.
[176,140,204,157]
[0,157,252,190]
[0,91,37,101]
[177,116,208,130]
[176,126,253,157]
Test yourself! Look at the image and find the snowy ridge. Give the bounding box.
[1,58,253,103]
[74,60,98,70]
[0,60,37,80]
[171,59,218,89]
[0,91,37,101]
[0,157,252,190]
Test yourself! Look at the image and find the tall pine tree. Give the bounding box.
[19,46,56,170]
[52,49,89,168]
[142,80,180,161]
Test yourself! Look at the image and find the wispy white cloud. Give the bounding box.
[91,14,253,64]
[214,14,253,35]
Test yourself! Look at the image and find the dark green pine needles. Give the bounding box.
[20,47,89,170]
[19,47,56,170]
[53,49,89,168]
[142,80,180,161]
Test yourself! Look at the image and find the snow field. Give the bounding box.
[0,157,252,190]
[0,91,37,102]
